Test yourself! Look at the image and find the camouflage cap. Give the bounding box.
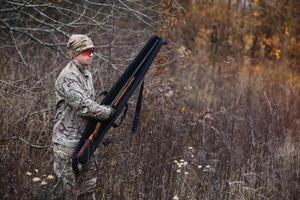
[67,34,94,58]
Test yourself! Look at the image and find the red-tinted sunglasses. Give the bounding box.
[80,48,94,56]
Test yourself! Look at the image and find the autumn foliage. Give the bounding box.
[0,1,299,199]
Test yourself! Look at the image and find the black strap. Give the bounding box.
[97,84,144,133]
[72,154,80,176]
[99,91,108,97]
[131,82,144,134]
[112,103,128,128]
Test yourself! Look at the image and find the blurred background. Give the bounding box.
[0,0,299,199]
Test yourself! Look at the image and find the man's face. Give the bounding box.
[75,48,94,66]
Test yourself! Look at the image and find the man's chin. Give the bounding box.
[86,60,92,65]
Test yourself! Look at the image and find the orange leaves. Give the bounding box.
[261,35,282,60]
[180,106,187,113]
[253,0,260,5]
[284,26,289,37]
[274,49,281,60]
[252,11,259,17]
[244,34,254,51]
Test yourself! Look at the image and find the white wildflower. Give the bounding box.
[184,86,193,90]
[198,165,202,169]
[34,169,38,173]
[40,181,47,186]
[165,90,174,98]
[32,177,41,182]
[184,172,189,175]
[173,194,179,200]
[188,147,193,150]
[46,175,55,180]
[173,160,178,164]
[176,169,181,173]
[183,161,188,166]
[180,159,184,163]
[191,154,194,158]
[206,165,211,168]
[177,163,183,168]
[26,172,32,176]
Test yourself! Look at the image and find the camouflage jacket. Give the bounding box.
[52,60,110,148]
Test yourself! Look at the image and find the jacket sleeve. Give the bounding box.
[55,72,111,120]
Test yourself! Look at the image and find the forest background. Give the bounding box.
[0,0,299,199]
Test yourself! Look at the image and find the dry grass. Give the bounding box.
[1,1,300,199]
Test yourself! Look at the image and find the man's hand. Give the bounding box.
[99,105,115,120]
[108,106,116,118]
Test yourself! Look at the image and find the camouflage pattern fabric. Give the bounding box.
[52,60,111,199]
[67,34,94,58]
[53,144,97,199]
[53,60,111,147]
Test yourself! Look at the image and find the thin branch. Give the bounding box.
[0,136,51,149]
[0,19,29,67]
[118,0,158,29]
[13,108,54,126]
[263,91,274,118]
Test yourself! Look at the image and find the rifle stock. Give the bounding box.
[78,123,101,157]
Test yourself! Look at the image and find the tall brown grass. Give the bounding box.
[1,1,300,199]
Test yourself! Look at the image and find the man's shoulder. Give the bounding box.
[62,61,81,74]
[56,61,81,81]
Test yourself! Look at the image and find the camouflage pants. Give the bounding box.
[52,143,97,200]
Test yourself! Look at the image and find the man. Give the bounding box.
[52,34,113,199]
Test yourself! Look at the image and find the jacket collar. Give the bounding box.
[71,60,89,77]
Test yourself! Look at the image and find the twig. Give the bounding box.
[249,116,256,147]
[0,136,50,149]
[263,91,274,117]
[18,137,51,149]
[0,19,29,67]
[13,108,54,126]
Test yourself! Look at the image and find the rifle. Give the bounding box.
[72,35,166,173]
